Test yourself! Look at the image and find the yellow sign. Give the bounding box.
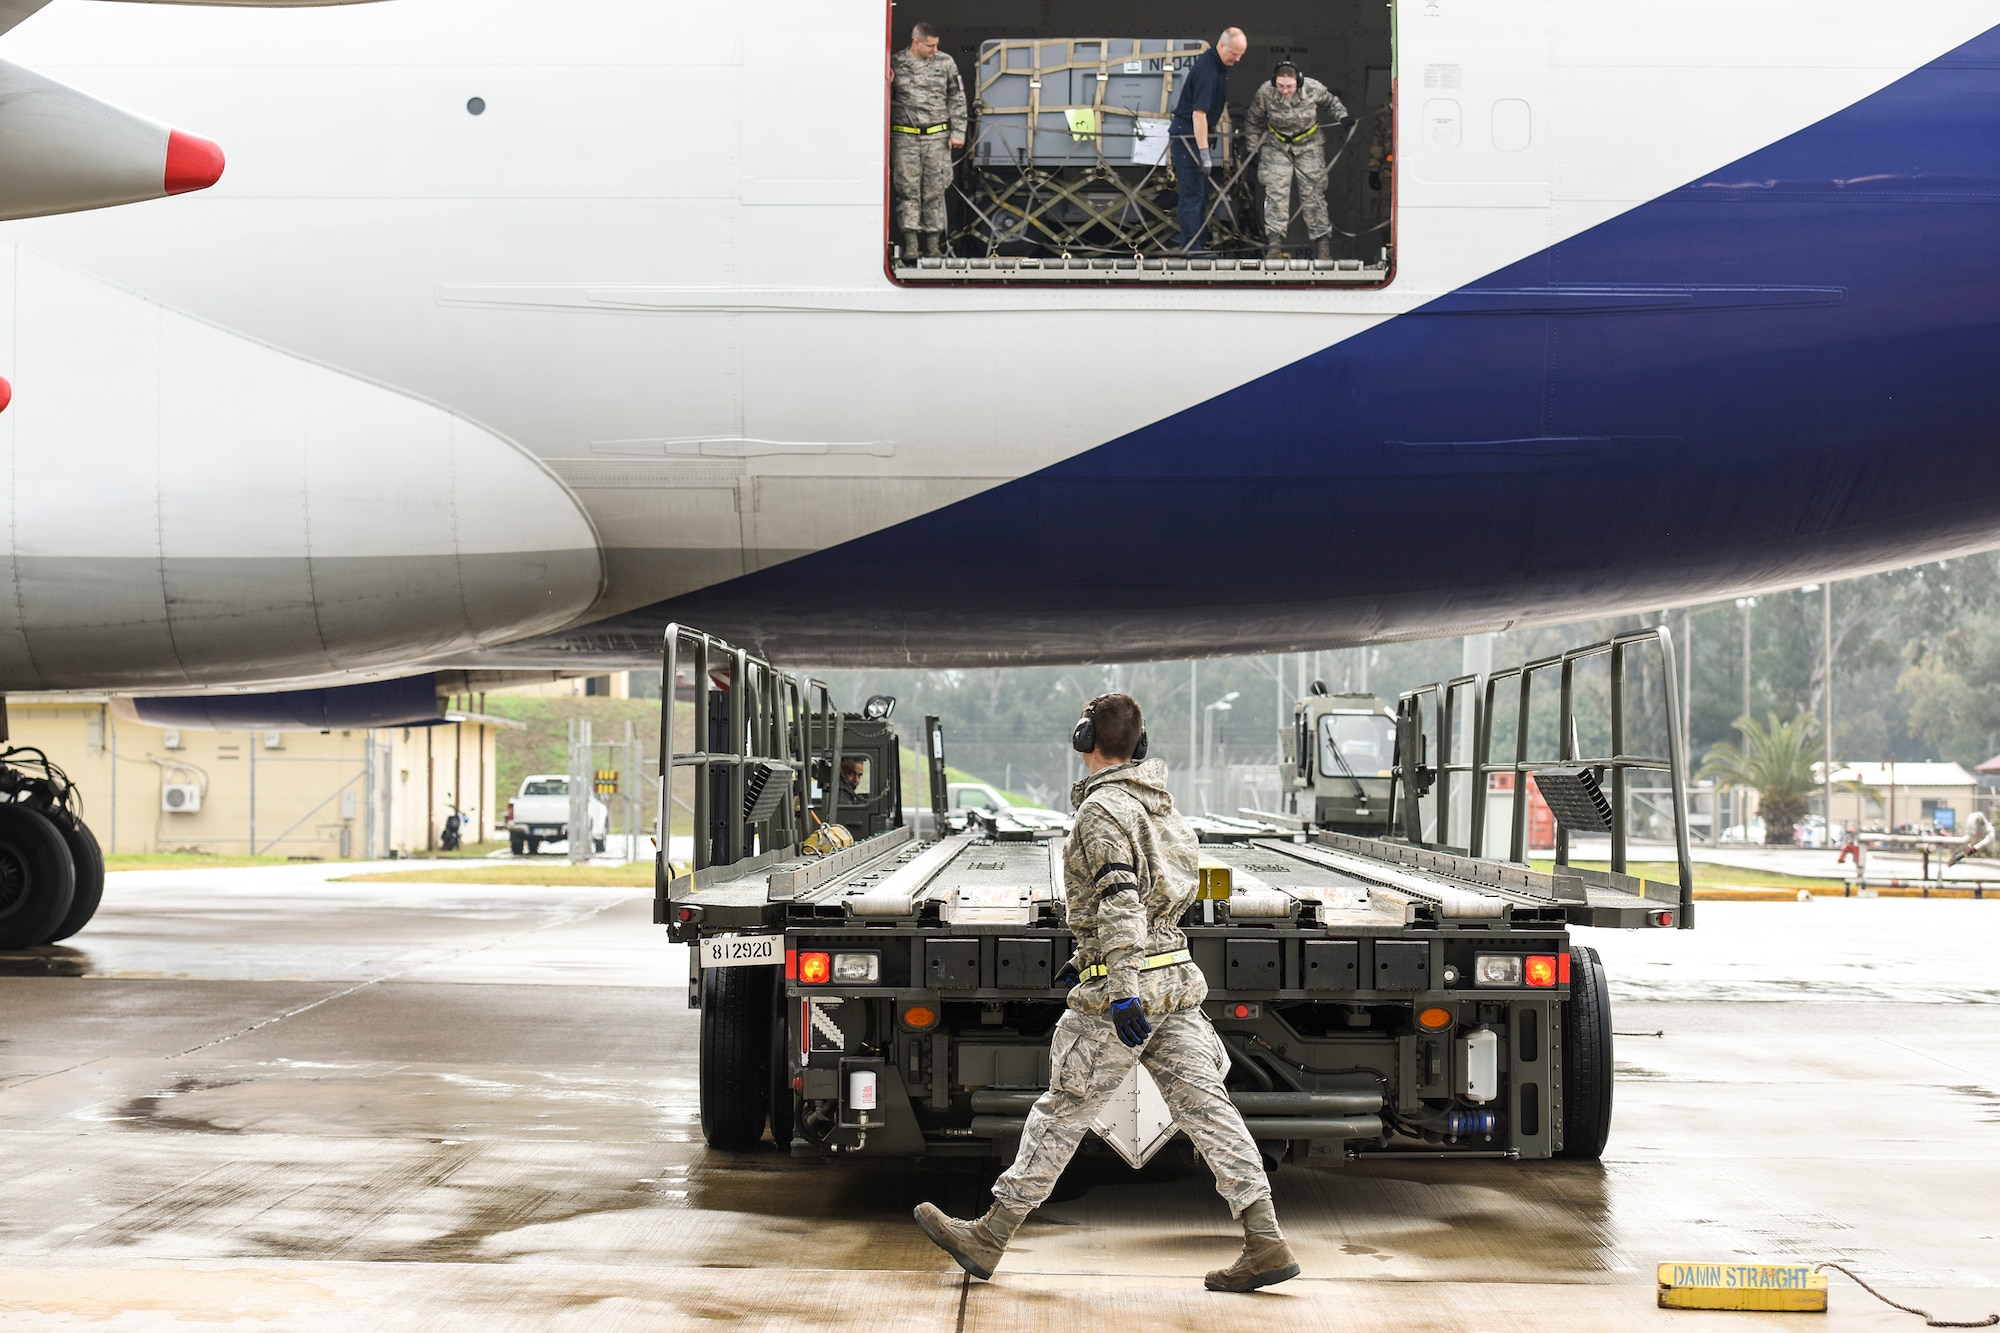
[1064,107,1098,140]
[594,768,618,796]
[1656,1262,1827,1313]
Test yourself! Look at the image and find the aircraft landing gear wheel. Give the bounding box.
[0,804,76,950]
[510,831,526,855]
[40,812,103,944]
[700,963,774,1151]
[1558,944,1614,1160]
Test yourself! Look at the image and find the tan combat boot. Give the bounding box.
[1205,1199,1300,1292]
[1313,237,1334,262]
[922,231,943,258]
[1264,240,1284,262]
[901,230,920,263]
[913,1201,1024,1281]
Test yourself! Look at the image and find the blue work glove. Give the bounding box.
[1110,997,1152,1048]
[1056,959,1080,990]
[1198,146,1214,170]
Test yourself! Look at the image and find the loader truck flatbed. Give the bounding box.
[654,624,1695,1171]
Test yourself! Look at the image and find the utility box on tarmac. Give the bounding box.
[657,623,1694,1171]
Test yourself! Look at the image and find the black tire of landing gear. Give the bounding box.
[0,804,76,950]
[699,963,775,1151]
[39,812,103,944]
[1558,944,1615,1160]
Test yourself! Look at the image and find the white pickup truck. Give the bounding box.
[505,774,608,855]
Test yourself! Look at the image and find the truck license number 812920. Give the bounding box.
[700,936,781,969]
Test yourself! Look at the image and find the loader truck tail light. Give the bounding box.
[901,1005,937,1030]
[1473,955,1522,987]
[1558,952,1571,984]
[1524,955,1558,988]
[1417,1007,1453,1031]
[799,951,832,985]
[1653,909,1675,928]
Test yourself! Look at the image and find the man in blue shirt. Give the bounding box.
[1170,28,1248,254]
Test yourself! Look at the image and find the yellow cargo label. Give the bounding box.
[1657,1262,1828,1313]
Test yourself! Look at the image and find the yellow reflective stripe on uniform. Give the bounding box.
[1078,948,1193,981]
[892,123,951,135]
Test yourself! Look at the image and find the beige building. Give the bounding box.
[1819,760,1979,831]
[4,696,513,858]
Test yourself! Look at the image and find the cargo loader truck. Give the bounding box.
[657,624,1693,1168]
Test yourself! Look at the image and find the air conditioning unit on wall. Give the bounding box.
[162,783,202,813]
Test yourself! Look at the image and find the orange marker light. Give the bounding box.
[1524,955,1558,988]
[799,951,832,985]
[902,1005,937,1029]
[1417,1007,1453,1031]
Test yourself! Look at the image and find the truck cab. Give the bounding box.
[1288,690,1398,835]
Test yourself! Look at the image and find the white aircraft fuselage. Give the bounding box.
[3,0,2000,687]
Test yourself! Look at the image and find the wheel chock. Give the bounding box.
[1656,1262,1827,1313]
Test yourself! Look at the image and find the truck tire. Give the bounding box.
[593,836,606,854]
[769,973,797,1146]
[40,813,104,944]
[1558,944,1614,1160]
[510,831,526,856]
[700,963,774,1151]
[526,836,541,855]
[0,804,76,950]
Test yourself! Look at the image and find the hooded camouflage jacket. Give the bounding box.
[1062,757,1206,1017]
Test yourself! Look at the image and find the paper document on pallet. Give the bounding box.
[1132,117,1170,164]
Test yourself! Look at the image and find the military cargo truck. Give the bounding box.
[658,624,1693,1168]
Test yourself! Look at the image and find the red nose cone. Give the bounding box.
[164,130,225,195]
[0,376,11,414]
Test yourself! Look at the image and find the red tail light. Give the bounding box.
[506,800,515,823]
[1524,955,1558,988]
[1558,952,1571,985]
[798,951,832,985]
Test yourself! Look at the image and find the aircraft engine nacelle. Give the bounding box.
[0,57,222,221]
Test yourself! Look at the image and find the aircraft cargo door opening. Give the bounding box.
[885,1,1393,285]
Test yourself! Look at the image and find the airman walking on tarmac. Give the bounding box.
[1247,62,1348,261]
[890,21,967,262]
[914,693,1300,1293]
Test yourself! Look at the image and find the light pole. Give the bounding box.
[1202,692,1238,814]
[1803,582,1833,846]
[1734,596,1756,836]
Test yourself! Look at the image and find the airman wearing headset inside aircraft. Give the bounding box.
[1246,60,1349,261]
[913,693,1299,1293]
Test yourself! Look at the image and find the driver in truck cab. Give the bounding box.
[914,692,1299,1293]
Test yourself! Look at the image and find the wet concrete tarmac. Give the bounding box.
[2,865,1997,1330]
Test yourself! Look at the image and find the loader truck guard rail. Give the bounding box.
[656,623,1692,1166]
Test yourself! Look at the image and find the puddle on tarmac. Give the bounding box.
[0,946,91,977]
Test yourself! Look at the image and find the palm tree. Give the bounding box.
[1699,713,1821,845]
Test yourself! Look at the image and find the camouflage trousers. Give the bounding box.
[891,132,951,232]
[991,1008,1271,1217]
[1259,139,1330,241]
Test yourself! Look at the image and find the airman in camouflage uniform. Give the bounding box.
[914,695,1299,1294]
[1367,103,1393,235]
[890,23,967,261]
[1246,64,1348,260]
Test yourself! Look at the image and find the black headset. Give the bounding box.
[1272,60,1303,88]
[1072,694,1149,761]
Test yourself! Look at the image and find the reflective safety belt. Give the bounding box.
[1078,948,1193,981]
[892,122,952,135]
[1271,123,1321,144]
